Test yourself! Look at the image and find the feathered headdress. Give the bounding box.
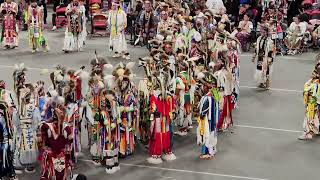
[197,71,217,87]
[112,62,136,82]
[90,51,109,77]
[13,63,28,91]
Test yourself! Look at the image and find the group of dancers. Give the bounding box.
[0,57,136,179]
[0,0,132,56]
[0,0,282,180]
[0,0,87,53]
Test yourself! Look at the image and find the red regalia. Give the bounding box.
[0,1,18,48]
[39,107,73,180]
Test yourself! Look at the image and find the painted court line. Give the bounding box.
[79,159,269,180]
[234,124,303,133]
[240,85,302,93]
[120,163,270,180]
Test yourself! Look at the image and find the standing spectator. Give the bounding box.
[52,0,69,30]
[225,0,240,23]
[287,0,303,25]
[37,0,47,24]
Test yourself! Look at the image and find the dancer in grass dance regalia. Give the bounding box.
[196,71,220,159]
[27,0,49,53]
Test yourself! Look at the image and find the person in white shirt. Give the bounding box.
[234,14,253,51]
[285,16,307,55]
[206,0,225,14]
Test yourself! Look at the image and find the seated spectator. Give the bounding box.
[312,25,320,48]
[285,16,307,55]
[235,14,253,51]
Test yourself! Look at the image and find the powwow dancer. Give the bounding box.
[252,25,275,89]
[146,54,177,164]
[38,106,73,180]
[99,89,121,174]
[0,80,18,180]
[108,0,130,60]
[63,0,85,52]
[137,56,156,145]
[299,61,320,140]
[12,64,42,174]
[0,0,19,49]
[227,41,240,109]
[196,71,219,159]
[15,85,41,174]
[88,57,107,165]
[175,59,196,136]
[111,62,137,158]
[215,45,234,131]
[49,65,68,96]
[63,72,82,163]
[27,0,49,53]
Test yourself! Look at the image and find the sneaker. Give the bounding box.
[112,53,121,58]
[52,26,57,31]
[15,169,23,175]
[25,167,36,173]
[298,133,313,140]
[125,55,131,60]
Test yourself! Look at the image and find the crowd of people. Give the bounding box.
[0,0,320,180]
[0,0,320,54]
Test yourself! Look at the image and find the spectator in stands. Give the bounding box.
[235,14,253,51]
[312,25,320,48]
[285,16,307,55]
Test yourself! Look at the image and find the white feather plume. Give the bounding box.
[156,34,165,41]
[103,64,114,75]
[197,72,205,80]
[49,90,58,97]
[98,81,105,89]
[104,75,115,90]
[193,31,202,42]
[56,96,65,105]
[126,62,135,70]
[209,62,216,68]
[129,74,135,80]
[166,35,173,42]
[80,71,90,97]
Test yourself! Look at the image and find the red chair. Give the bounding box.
[56,7,67,29]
